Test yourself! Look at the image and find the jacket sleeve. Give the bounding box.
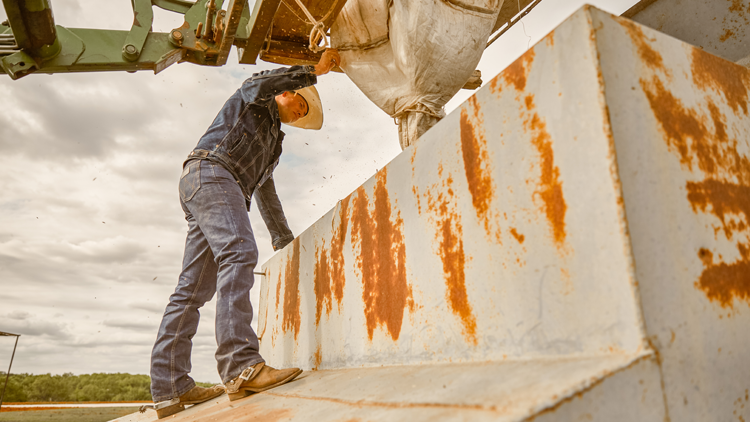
[253,175,294,250]
[240,65,317,104]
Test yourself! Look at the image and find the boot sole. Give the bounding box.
[156,403,185,419]
[227,369,303,402]
[155,389,225,419]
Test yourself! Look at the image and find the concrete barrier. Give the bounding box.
[119,4,750,421]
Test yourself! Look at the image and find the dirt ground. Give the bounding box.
[0,407,135,422]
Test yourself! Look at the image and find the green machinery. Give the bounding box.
[0,0,541,80]
[0,0,346,79]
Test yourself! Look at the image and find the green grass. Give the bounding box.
[0,407,136,422]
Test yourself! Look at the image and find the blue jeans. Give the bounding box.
[150,159,264,402]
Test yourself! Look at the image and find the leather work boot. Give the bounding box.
[140,384,225,419]
[225,362,302,401]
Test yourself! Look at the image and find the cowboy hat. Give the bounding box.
[287,85,323,130]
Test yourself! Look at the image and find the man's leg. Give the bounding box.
[150,177,219,402]
[182,160,264,384]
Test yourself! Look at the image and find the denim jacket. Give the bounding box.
[187,65,317,250]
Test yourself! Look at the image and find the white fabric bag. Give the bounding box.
[331,0,503,149]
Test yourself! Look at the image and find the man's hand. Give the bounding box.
[314,49,341,76]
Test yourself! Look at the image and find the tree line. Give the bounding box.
[0,372,213,402]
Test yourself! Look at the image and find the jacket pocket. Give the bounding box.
[179,160,201,203]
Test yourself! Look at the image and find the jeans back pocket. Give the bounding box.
[179,160,201,203]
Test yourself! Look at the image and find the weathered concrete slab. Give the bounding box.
[259,5,647,371]
[592,8,750,421]
[118,4,750,421]
[624,0,750,64]
[116,353,662,422]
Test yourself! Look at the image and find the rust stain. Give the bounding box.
[282,239,302,339]
[461,97,499,241]
[641,77,706,171]
[275,267,282,317]
[426,171,478,345]
[330,196,351,308]
[524,94,568,247]
[641,58,750,311]
[314,241,332,326]
[687,179,750,238]
[696,246,750,309]
[500,48,535,92]
[545,29,554,46]
[720,28,735,42]
[510,227,525,244]
[691,47,750,115]
[313,344,322,370]
[351,170,412,341]
[313,198,351,326]
[729,0,747,16]
[619,19,665,72]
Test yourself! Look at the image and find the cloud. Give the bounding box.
[1,313,71,340]
[129,302,167,314]
[103,319,158,332]
[7,311,30,320]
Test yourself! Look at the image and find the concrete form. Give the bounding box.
[120,5,750,421]
[625,0,750,65]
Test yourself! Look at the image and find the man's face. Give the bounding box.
[275,91,309,124]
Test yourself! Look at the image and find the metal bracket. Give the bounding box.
[123,0,155,61]
[217,0,247,65]
[153,0,195,14]
[1,50,36,79]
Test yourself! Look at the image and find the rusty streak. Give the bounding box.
[313,344,322,370]
[641,54,750,311]
[619,19,665,72]
[510,227,525,244]
[691,47,750,115]
[460,97,498,241]
[696,246,750,309]
[331,196,351,307]
[687,179,750,239]
[351,170,412,341]
[282,239,302,339]
[495,48,535,93]
[314,241,331,326]
[524,95,568,247]
[427,170,478,345]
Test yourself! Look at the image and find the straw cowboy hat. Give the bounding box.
[287,85,323,130]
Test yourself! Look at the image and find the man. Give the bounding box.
[145,49,341,419]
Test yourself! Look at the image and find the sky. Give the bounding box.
[0,0,637,385]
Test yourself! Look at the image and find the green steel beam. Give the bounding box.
[0,0,259,79]
[1,0,60,59]
[236,0,282,65]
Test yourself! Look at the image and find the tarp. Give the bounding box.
[331,0,503,148]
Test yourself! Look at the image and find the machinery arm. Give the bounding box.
[0,0,252,79]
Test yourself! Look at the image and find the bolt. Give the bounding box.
[122,44,140,61]
[169,30,184,46]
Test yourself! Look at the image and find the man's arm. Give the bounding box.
[239,65,317,104]
[254,176,294,251]
[239,50,341,104]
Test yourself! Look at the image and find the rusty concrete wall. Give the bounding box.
[591,8,750,421]
[625,0,750,64]
[258,6,648,371]
[117,6,749,422]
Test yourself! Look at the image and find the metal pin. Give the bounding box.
[196,22,204,38]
